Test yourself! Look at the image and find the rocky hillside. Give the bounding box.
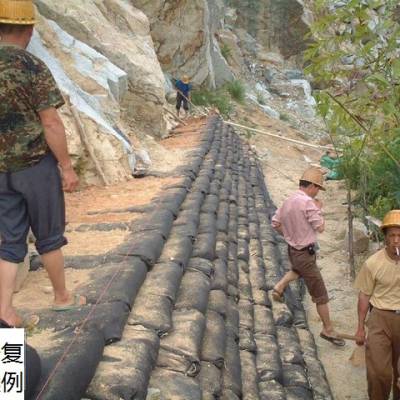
[31,0,316,185]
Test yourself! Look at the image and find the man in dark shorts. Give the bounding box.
[0,0,85,327]
[174,75,192,118]
[271,167,345,346]
[354,209,400,400]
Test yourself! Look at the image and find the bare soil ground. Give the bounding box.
[18,116,206,340]
[242,105,368,399]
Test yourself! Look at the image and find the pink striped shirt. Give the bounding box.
[271,190,324,250]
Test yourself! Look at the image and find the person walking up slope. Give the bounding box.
[271,167,345,346]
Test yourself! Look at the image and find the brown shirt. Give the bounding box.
[355,248,400,310]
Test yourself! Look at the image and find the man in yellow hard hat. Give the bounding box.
[0,0,85,327]
[354,209,400,400]
[271,167,345,346]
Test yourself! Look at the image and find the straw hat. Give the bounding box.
[182,75,190,84]
[380,209,400,231]
[0,0,36,25]
[301,167,326,190]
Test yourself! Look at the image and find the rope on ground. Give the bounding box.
[224,121,334,151]
[179,88,333,152]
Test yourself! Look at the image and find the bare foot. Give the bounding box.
[0,308,22,328]
[52,294,86,311]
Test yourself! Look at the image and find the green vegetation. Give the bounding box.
[226,80,245,103]
[191,88,233,117]
[220,43,232,60]
[279,113,290,122]
[304,0,400,219]
[191,80,246,117]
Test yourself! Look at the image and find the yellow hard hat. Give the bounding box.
[380,209,400,231]
[300,167,326,190]
[0,0,37,25]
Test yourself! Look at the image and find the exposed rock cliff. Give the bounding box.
[225,0,312,60]
[23,0,316,185]
[35,0,167,137]
[130,0,235,87]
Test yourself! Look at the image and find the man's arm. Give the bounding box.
[355,291,370,345]
[316,221,325,233]
[39,107,79,192]
[308,199,325,233]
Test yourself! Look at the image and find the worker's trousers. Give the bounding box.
[366,307,400,400]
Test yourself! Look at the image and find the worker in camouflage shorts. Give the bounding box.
[0,0,85,327]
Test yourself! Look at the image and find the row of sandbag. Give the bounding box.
[147,123,245,398]
[85,116,228,399]
[84,114,234,399]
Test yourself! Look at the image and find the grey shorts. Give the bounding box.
[0,153,67,263]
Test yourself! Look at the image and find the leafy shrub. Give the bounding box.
[191,88,233,117]
[305,0,400,219]
[225,80,245,103]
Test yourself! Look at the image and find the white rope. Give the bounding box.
[224,121,334,151]
[178,86,332,152]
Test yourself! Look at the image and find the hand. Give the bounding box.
[61,166,79,192]
[314,199,323,209]
[355,327,366,346]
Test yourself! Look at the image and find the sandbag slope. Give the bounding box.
[85,115,333,400]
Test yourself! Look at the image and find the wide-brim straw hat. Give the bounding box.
[380,209,400,231]
[300,167,326,190]
[0,0,37,25]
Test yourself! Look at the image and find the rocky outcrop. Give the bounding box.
[35,0,167,137]
[29,17,135,185]
[225,0,313,60]
[130,0,235,88]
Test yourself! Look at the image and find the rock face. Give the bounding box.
[225,0,312,59]
[18,0,317,185]
[29,17,135,186]
[130,0,235,88]
[35,0,167,137]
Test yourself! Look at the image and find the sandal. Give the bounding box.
[320,332,346,347]
[51,294,86,312]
